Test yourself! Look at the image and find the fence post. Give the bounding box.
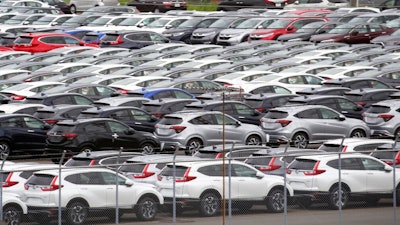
[58,150,66,225]
[115,148,123,225]
[0,154,8,222]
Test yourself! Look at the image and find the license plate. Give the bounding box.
[266,134,270,143]
[276,3,281,6]
[174,3,180,7]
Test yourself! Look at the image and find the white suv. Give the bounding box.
[156,160,294,216]
[22,168,164,225]
[287,154,400,209]
[3,192,28,225]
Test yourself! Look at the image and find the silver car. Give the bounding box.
[260,105,370,148]
[154,110,267,155]
[362,99,400,138]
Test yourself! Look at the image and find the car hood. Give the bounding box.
[162,28,192,34]
[219,28,254,35]
[193,28,221,33]
[370,35,396,43]
[277,33,311,41]
[251,28,286,35]
[310,33,345,41]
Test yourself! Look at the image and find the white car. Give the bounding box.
[318,138,395,153]
[22,168,164,225]
[0,81,64,101]
[156,160,294,216]
[69,0,120,13]
[0,103,45,114]
[286,154,400,209]
[285,0,349,9]
[108,76,172,93]
[3,192,28,225]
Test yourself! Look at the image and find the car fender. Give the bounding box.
[3,194,28,215]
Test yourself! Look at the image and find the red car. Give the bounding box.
[310,23,396,44]
[12,33,98,53]
[249,17,328,41]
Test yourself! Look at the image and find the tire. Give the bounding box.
[154,7,160,13]
[66,201,88,225]
[199,192,221,217]
[266,188,285,213]
[185,138,203,155]
[0,141,10,158]
[80,145,95,153]
[296,197,313,209]
[140,142,156,154]
[291,132,308,149]
[246,135,262,145]
[3,205,22,225]
[328,185,349,210]
[350,129,366,138]
[135,196,158,221]
[394,128,400,140]
[70,4,76,14]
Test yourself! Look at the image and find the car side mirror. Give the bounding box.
[253,110,260,116]
[110,92,120,97]
[165,24,172,29]
[236,121,241,127]
[150,116,158,122]
[350,30,359,36]
[337,115,346,121]
[125,179,134,186]
[125,128,135,135]
[137,23,145,28]
[256,25,264,29]
[256,171,264,179]
[317,30,326,34]
[294,0,299,4]
[287,26,294,31]
[384,164,393,172]
[42,124,52,130]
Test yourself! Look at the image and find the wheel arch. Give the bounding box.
[329,182,351,193]
[3,202,26,215]
[200,189,222,200]
[67,197,89,208]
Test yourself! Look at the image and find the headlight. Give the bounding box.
[287,38,302,42]
[201,31,216,36]
[250,33,273,38]
[320,39,336,43]
[171,32,185,36]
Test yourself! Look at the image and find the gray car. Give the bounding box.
[154,110,267,155]
[260,105,370,148]
[362,99,400,138]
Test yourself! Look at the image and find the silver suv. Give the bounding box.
[260,105,370,148]
[154,110,267,155]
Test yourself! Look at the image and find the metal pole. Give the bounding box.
[0,154,8,222]
[392,136,398,225]
[338,136,345,225]
[115,148,122,225]
[283,141,290,225]
[172,145,179,225]
[222,92,226,225]
[228,142,235,225]
[58,150,66,225]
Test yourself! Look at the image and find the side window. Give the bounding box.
[101,172,126,185]
[190,114,215,125]
[319,108,340,119]
[198,165,223,176]
[173,90,193,99]
[327,158,363,170]
[232,164,257,177]
[215,114,237,125]
[304,75,322,85]
[41,36,65,44]
[52,96,73,105]
[234,103,254,115]
[131,109,151,121]
[107,121,129,133]
[85,122,107,133]
[361,158,386,170]
[87,172,105,185]
[23,116,43,128]
[317,99,337,109]
[73,96,93,105]
[1,117,23,128]
[296,109,320,119]
[113,110,131,120]
[338,98,357,110]
[274,86,291,94]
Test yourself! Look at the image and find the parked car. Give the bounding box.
[155,110,267,155]
[33,104,94,125]
[100,30,173,50]
[343,88,399,108]
[156,160,294,216]
[260,105,370,148]
[68,0,121,13]
[0,114,51,157]
[2,192,28,225]
[24,93,94,106]
[362,99,400,139]
[126,0,187,12]
[318,138,394,153]
[23,168,164,224]
[217,0,295,10]
[286,153,400,209]
[45,118,161,159]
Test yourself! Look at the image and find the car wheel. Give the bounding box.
[66,201,88,225]
[296,197,313,209]
[394,128,400,140]
[350,129,366,138]
[199,192,220,217]
[154,7,160,13]
[80,145,95,153]
[291,132,308,149]
[0,141,10,158]
[140,142,155,154]
[182,37,191,44]
[328,185,349,210]
[3,205,22,225]
[266,188,285,213]
[135,196,158,221]
[185,138,203,155]
[70,4,76,13]
[246,135,262,145]
[396,184,400,205]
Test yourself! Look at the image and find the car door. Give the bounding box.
[106,120,140,150]
[213,113,246,144]
[345,25,370,44]
[360,157,394,193]
[318,108,350,140]
[190,114,223,146]
[74,172,108,208]
[100,171,136,208]
[83,121,114,150]
[20,116,49,150]
[231,163,267,200]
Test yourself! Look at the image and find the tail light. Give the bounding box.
[357,102,366,107]
[118,88,129,94]
[44,119,58,125]
[11,94,26,101]
[163,1,173,6]
[277,119,291,127]
[342,146,348,152]
[152,113,164,118]
[257,157,281,171]
[63,133,78,140]
[133,164,155,179]
[215,153,223,159]
[89,160,95,166]
[379,114,394,122]
[176,168,196,182]
[170,125,186,133]
[255,107,266,113]
[383,152,400,165]
[40,176,63,191]
[3,172,18,188]
[303,161,325,176]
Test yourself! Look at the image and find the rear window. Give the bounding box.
[158,116,183,125]
[244,99,263,108]
[119,163,146,173]
[64,158,93,167]
[14,36,33,44]
[371,151,398,160]
[245,154,272,166]
[101,34,119,42]
[344,93,363,102]
[288,159,317,170]
[366,105,391,114]
[264,110,288,119]
[26,174,55,186]
[159,165,188,177]
[34,111,55,119]
[318,144,344,152]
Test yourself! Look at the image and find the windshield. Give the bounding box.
[296,22,324,33]
[235,18,264,29]
[177,18,202,28]
[267,19,291,29]
[118,17,142,26]
[328,24,353,34]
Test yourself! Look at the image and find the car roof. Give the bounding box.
[71,150,143,159]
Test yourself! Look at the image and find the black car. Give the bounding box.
[33,104,94,125]
[24,93,94,106]
[162,16,220,44]
[243,93,299,113]
[343,88,400,108]
[39,0,72,14]
[286,94,366,119]
[100,30,172,50]
[0,114,51,157]
[45,118,161,158]
[184,100,264,125]
[217,0,295,10]
[295,86,352,96]
[322,77,393,89]
[142,98,199,118]
[126,0,187,12]
[42,83,121,101]
[77,106,159,133]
